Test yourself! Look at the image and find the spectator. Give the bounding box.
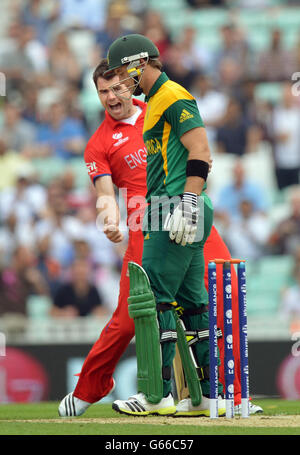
[234,78,259,124]
[162,43,198,91]
[215,97,251,156]
[0,212,34,268]
[233,80,272,152]
[20,81,40,126]
[257,28,296,82]
[76,205,124,268]
[36,101,87,160]
[19,0,59,45]
[217,57,244,93]
[0,245,49,317]
[292,245,300,270]
[279,261,300,331]
[191,72,229,146]
[62,82,87,125]
[20,24,49,74]
[176,26,213,73]
[35,235,62,298]
[0,166,47,224]
[292,37,300,78]
[268,186,300,256]
[0,23,36,89]
[34,180,84,267]
[214,158,269,224]
[222,199,271,261]
[214,24,250,79]
[0,138,31,190]
[58,0,107,31]
[50,259,106,318]
[59,168,91,212]
[48,31,81,84]
[0,101,37,154]
[143,10,172,61]
[271,82,300,190]
[95,1,134,55]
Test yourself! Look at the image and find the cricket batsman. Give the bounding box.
[105,33,224,417]
[58,55,262,417]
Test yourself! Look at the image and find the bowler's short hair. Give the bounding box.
[93,59,115,87]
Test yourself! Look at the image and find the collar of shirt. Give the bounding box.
[104,98,146,127]
[145,72,169,102]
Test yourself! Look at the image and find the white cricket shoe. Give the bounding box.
[58,379,115,417]
[112,392,176,416]
[58,392,91,417]
[175,395,226,417]
[234,401,263,415]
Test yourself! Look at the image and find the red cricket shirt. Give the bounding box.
[84,99,148,223]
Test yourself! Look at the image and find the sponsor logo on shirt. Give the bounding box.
[114,137,129,147]
[179,109,194,123]
[86,161,98,174]
[113,132,129,147]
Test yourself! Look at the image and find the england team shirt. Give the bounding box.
[84,99,147,221]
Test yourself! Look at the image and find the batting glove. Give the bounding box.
[164,192,199,246]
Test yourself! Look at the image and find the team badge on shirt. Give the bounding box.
[112,132,123,140]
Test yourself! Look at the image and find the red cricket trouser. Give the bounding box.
[74,229,144,403]
[74,226,242,405]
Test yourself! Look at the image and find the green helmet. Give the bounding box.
[106,34,160,73]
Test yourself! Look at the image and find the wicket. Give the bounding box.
[208,259,249,419]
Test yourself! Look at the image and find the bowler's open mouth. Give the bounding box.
[109,102,122,113]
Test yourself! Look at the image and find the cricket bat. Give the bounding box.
[173,344,189,401]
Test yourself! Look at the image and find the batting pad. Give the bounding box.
[128,262,163,404]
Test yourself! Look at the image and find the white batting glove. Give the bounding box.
[164,192,199,246]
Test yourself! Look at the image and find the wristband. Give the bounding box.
[186,159,209,181]
[182,192,198,207]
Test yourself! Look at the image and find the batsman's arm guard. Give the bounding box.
[127,262,163,404]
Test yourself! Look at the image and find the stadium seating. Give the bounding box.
[32,157,89,189]
[147,2,300,52]
[246,255,293,315]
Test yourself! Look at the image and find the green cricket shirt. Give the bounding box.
[143,72,205,202]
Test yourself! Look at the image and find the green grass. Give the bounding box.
[0,399,300,435]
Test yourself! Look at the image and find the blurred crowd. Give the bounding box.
[0,0,300,322]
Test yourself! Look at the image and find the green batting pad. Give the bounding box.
[128,262,163,404]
